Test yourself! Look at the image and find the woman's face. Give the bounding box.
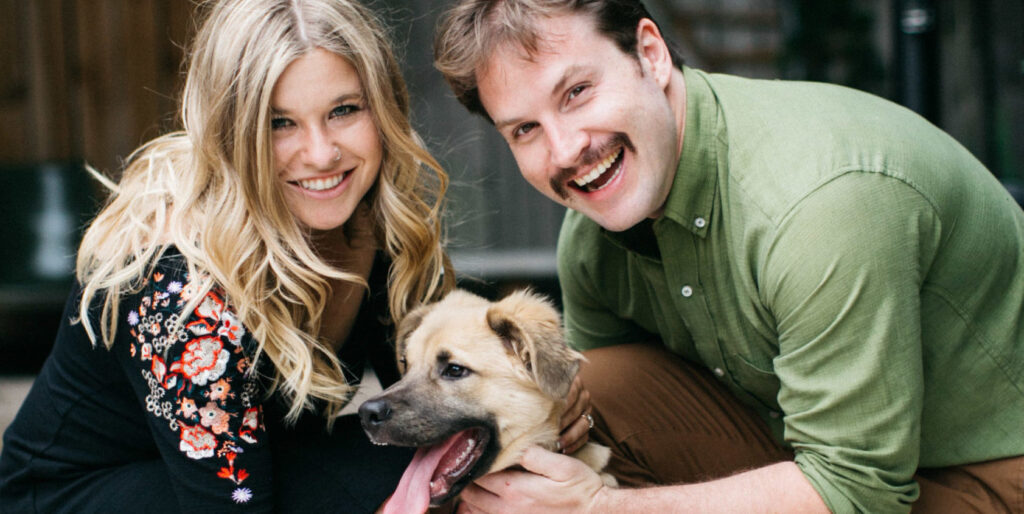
[270,48,383,232]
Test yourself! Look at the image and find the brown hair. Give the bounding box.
[434,0,683,119]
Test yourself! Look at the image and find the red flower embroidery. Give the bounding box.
[209,379,234,402]
[218,312,244,346]
[196,293,224,320]
[151,355,166,383]
[217,451,250,485]
[170,337,230,386]
[177,397,198,418]
[199,401,231,435]
[179,424,217,460]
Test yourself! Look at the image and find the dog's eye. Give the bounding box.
[441,363,471,379]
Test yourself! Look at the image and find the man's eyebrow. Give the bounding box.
[494,115,523,133]
[551,65,588,101]
[492,65,590,132]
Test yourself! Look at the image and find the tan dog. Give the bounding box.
[358,289,614,514]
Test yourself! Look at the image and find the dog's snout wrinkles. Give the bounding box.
[359,398,392,426]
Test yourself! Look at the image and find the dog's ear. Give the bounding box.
[486,290,582,398]
[395,302,432,374]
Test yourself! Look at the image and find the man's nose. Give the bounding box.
[547,123,588,170]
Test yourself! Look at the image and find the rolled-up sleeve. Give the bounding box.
[762,171,941,512]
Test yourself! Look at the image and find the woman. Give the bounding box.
[0,0,453,511]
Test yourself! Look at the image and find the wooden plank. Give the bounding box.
[0,0,30,162]
[25,0,74,161]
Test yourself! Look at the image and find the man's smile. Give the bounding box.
[573,147,624,192]
[552,132,636,200]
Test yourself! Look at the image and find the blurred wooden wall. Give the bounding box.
[0,0,196,173]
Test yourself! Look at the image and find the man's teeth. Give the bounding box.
[574,149,621,188]
[297,174,345,191]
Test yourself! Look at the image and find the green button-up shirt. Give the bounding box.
[558,67,1024,513]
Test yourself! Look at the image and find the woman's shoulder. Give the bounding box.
[122,246,248,361]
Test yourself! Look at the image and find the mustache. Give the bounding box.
[550,133,635,200]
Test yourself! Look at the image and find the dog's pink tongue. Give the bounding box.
[382,434,462,514]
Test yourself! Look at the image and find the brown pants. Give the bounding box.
[581,343,1024,513]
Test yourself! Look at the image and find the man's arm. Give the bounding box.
[459,447,829,513]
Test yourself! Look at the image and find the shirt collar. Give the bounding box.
[604,66,723,254]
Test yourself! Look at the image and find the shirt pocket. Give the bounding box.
[725,352,782,412]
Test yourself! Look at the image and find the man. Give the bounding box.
[434,1,1024,512]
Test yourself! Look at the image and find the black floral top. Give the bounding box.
[124,260,266,505]
[0,247,407,512]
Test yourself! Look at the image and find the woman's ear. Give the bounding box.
[635,18,673,89]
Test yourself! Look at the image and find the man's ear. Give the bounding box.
[485,290,582,398]
[635,18,673,89]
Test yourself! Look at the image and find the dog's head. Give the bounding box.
[358,289,581,510]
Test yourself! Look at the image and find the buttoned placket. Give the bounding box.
[655,218,729,383]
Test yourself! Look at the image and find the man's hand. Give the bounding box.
[557,374,592,454]
[457,446,611,514]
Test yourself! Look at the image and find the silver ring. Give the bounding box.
[582,413,594,430]
[333,145,341,162]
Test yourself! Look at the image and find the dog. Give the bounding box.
[358,289,615,514]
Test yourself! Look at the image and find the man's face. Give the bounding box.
[477,12,682,232]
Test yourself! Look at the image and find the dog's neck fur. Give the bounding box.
[489,401,562,472]
[488,399,611,480]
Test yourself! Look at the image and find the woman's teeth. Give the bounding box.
[297,173,345,191]
[574,149,622,188]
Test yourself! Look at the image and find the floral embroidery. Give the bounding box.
[199,401,231,434]
[171,337,230,386]
[127,263,264,504]
[232,487,253,504]
[180,423,218,459]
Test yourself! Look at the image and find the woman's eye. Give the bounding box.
[270,117,292,130]
[441,363,471,379]
[331,104,359,118]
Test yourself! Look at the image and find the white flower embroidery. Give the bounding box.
[232,487,253,503]
[179,424,217,459]
[171,337,230,386]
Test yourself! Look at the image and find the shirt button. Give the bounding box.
[681,285,693,297]
[713,367,725,377]
[694,217,706,228]
[769,411,781,419]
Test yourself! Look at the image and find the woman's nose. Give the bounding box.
[302,127,338,169]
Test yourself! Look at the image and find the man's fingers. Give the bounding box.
[520,446,586,482]
[458,480,502,513]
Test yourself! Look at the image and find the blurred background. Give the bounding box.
[1,0,1022,439]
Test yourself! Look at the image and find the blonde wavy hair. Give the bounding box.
[76,0,454,424]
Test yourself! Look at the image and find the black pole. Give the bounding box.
[895,0,940,122]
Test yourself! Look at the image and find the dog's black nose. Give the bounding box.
[358,399,392,426]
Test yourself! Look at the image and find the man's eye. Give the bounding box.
[513,122,537,138]
[441,363,471,379]
[568,85,587,100]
